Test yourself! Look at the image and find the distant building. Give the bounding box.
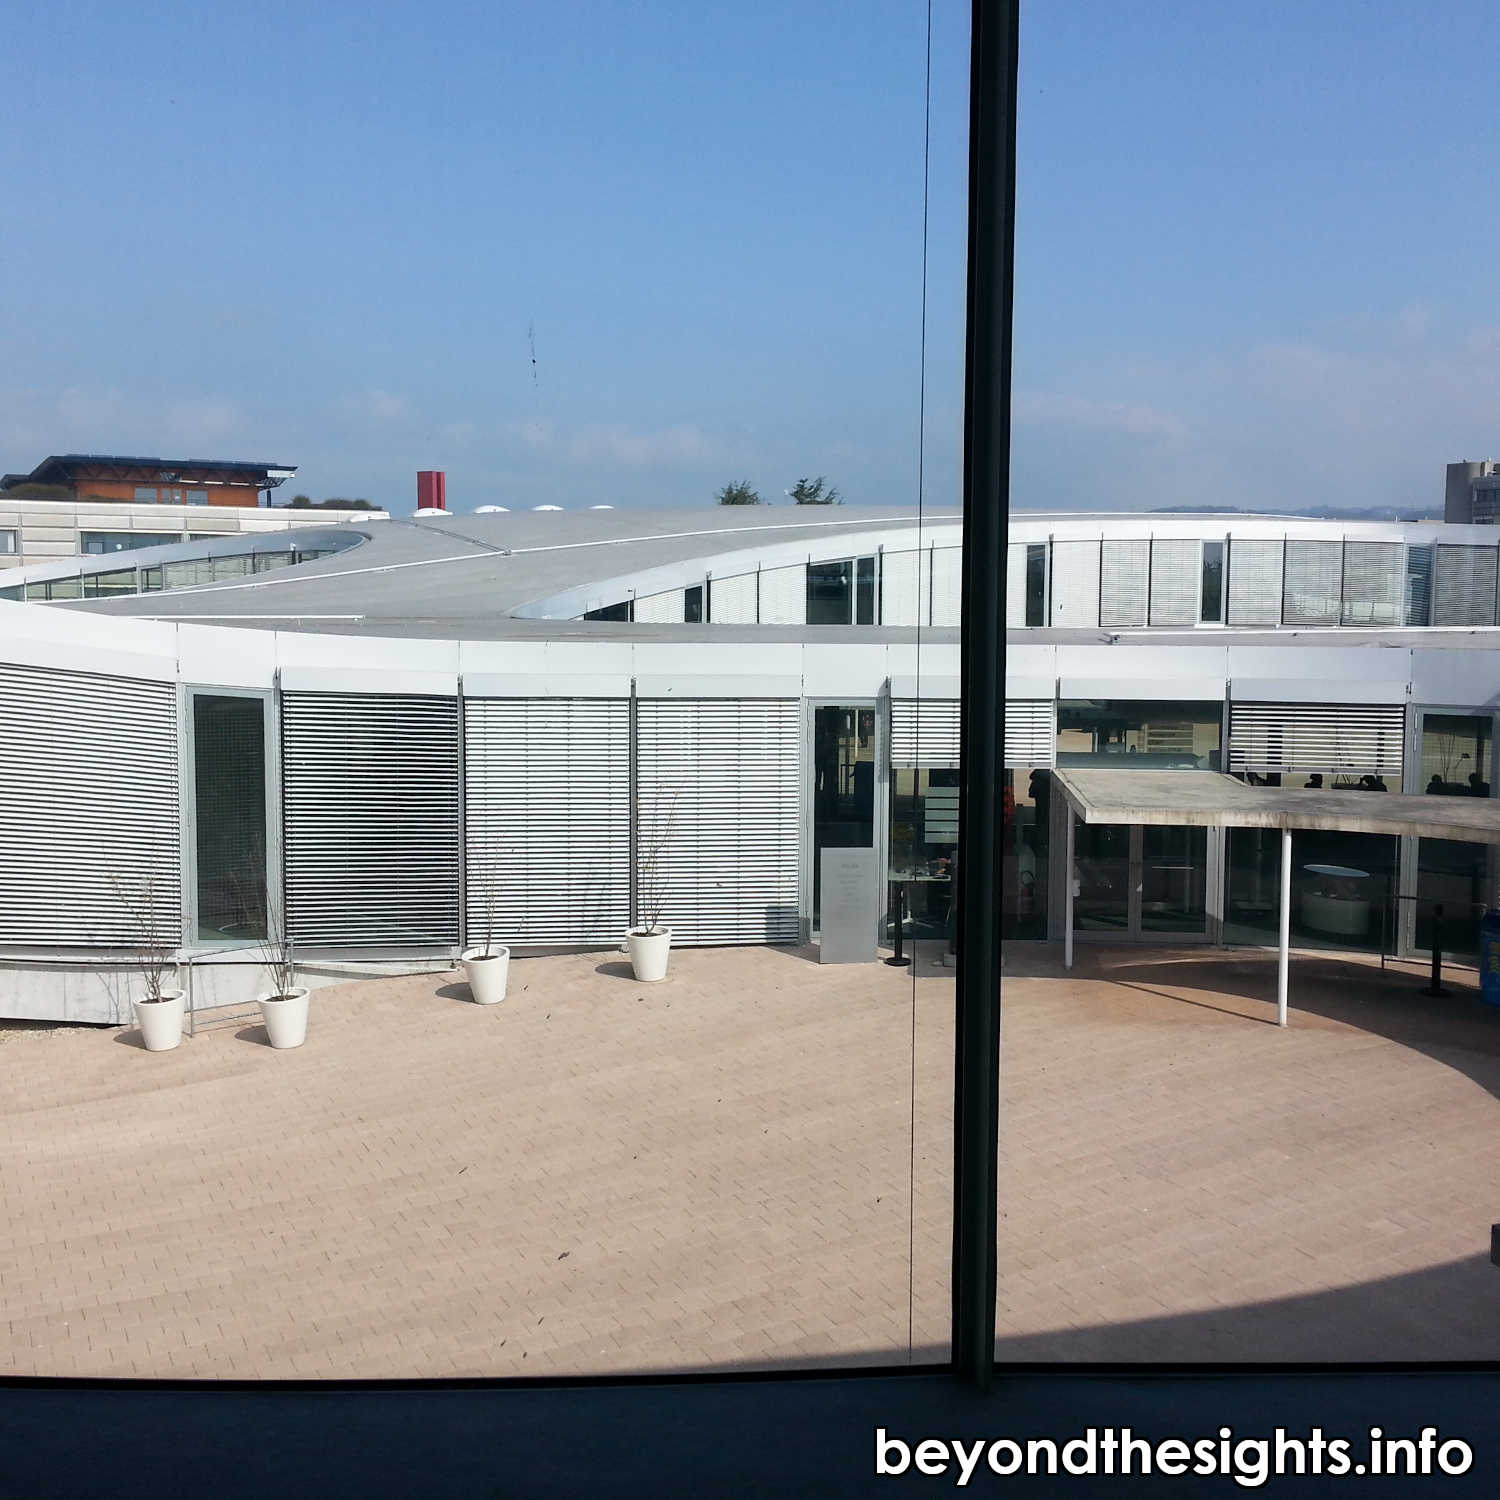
[1444,459,1500,524]
[0,453,385,570]
[0,453,297,508]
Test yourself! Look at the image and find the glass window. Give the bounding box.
[0,584,23,601]
[1003,767,1048,938]
[140,566,164,593]
[0,529,16,555]
[211,555,253,580]
[855,555,877,625]
[193,694,269,944]
[1200,541,1224,623]
[1056,700,1222,769]
[24,582,49,601]
[1420,713,1492,798]
[81,531,180,554]
[584,600,632,621]
[1406,543,1433,626]
[1024,543,1046,625]
[806,560,853,624]
[684,583,704,623]
[253,551,294,573]
[888,767,957,941]
[163,559,214,589]
[133,487,159,503]
[44,574,82,599]
[186,489,209,505]
[81,568,138,597]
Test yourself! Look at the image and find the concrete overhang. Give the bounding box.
[1053,768,1500,845]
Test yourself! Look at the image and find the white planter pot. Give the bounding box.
[626,927,672,982]
[461,947,511,1005]
[132,988,185,1052]
[259,987,311,1049]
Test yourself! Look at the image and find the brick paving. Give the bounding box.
[0,946,953,1379]
[3,940,1499,1377]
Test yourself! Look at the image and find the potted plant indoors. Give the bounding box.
[116,868,186,1052]
[460,856,510,1005]
[626,790,677,982]
[257,897,310,1048]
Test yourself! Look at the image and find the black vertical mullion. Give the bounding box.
[953,0,1018,1390]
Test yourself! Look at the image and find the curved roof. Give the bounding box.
[56,506,961,637]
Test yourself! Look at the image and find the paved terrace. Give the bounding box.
[3,943,1499,1378]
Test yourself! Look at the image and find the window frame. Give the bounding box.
[182,685,279,951]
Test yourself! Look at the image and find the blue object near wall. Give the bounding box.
[1479,911,1500,1007]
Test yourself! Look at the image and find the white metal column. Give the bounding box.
[1277,826,1292,1027]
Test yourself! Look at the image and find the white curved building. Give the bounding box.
[2,504,1497,1021]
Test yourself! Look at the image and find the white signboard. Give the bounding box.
[819,847,879,964]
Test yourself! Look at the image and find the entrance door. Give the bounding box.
[1072,823,1209,939]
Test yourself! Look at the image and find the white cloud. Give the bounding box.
[1012,390,1187,440]
[0,386,250,457]
[337,389,411,425]
[516,419,722,468]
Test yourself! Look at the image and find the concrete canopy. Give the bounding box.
[1052,768,1500,846]
[1049,769,1500,1028]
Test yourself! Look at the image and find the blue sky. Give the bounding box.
[4,1,1499,514]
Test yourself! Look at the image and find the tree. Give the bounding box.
[716,479,763,506]
[787,475,841,506]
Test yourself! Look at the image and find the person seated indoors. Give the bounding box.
[1304,773,1324,790]
[1427,773,1446,795]
[1470,772,1492,797]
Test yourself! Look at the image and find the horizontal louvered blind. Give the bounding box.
[632,590,682,624]
[709,572,757,624]
[1340,541,1403,625]
[1148,539,1199,625]
[1229,701,1405,776]
[879,550,927,627]
[464,699,630,945]
[1006,700,1056,767]
[1050,540,1100,627]
[282,693,460,946]
[890,698,1054,767]
[1227,538,1283,625]
[0,663,181,946]
[757,565,805,625]
[635,699,800,945]
[930,548,961,626]
[1099,540,1149,627]
[1432,545,1498,627]
[1282,540,1343,625]
[891,699,960,767]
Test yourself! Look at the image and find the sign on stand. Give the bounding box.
[819,847,879,964]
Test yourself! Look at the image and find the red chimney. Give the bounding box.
[417,470,447,510]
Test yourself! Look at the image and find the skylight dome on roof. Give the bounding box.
[533,504,563,511]
[474,505,509,513]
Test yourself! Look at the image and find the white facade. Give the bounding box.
[0,497,387,574]
[3,506,1500,1024]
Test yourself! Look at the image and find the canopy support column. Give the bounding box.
[1064,807,1076,970]
[1277,826,1291,1027]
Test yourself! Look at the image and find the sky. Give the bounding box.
[3,1,1499,515]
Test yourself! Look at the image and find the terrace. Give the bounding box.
[3,942,1498,1378]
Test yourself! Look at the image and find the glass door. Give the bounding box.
[1073,823,1209,939]
[811,704,876,927]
